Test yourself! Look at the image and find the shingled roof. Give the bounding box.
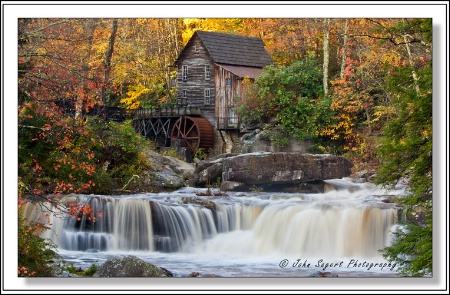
[180,31,274,68]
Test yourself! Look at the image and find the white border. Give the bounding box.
[2,1,448,293]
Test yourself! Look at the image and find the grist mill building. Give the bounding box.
[133,30,273,158]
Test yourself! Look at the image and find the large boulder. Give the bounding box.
[94,256,173,277]
[147,150,196,190]
[194,152,353,191]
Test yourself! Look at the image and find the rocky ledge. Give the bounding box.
[194,152,354,192]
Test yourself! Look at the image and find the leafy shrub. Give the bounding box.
[18,199,59,277]
[86,118,153,194]
[18,101,154,195]
[238,56,325,145]
[83,263,98,277]
[18,101,99,195]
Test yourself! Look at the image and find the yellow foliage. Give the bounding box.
[36,47,47,55]
[120,84,149,110]
[380,51,402,67]
[371,105,395,123]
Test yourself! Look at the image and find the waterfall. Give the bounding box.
[150,201,217,252]
[23,181,400,260]
[248,204,396,257]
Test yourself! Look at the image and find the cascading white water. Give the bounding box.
[248,204,396,257]
[215,203,263,232]
[150,201,217,252]
[23,178,404,277]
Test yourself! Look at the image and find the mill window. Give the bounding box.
[205,65,210,80]
[204,88,211,105]
[182,65,188,81]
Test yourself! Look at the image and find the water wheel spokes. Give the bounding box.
[174,116,200,152]
[171,116,214,154]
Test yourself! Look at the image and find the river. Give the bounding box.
[24,177,405,278]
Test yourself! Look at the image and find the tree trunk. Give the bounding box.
[403,33,420,96]
[340,19,349,80]
[101,19,118,110]
[322,19,330,97]
[75,19,97,119]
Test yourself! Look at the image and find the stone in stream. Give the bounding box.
[93,256,173,277]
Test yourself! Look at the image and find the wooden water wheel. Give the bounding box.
[171,116,214,154]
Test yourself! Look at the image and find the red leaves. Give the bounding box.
[42,124,51,130]
[18,266,36,277]
[66,202,102,222]
[87,80,97,90]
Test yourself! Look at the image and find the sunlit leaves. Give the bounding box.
[181,18,243,45]
[121,84,150,110]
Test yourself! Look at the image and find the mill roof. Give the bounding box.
[178,31,274,68]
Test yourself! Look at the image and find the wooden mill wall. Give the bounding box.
[176,34,216,127]
[215,66,242,130]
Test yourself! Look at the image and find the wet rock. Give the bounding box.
[380,195,398,203]
[351,170,377,183]
[189,271,221,278]
[160,267,174,277]
[310,271,338,277]
[182,197,216,210]
[93,256,173,277]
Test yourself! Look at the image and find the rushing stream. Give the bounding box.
[24,178,405,277]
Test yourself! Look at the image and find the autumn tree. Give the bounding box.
[18,19,112,114]
[118,19,183,110]
[318,19,416,162]
[181,18,243,44]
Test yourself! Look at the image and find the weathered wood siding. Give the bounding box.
[176,34,216,126]
[215,66,242,129]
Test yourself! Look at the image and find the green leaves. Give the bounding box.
[239,56,324,144]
